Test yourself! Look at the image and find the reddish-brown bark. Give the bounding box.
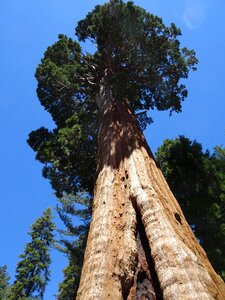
[77,98,225,299]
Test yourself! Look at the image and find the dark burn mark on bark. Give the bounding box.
[174,212,182,224]
[121,200,163,300]
[134,210,163,300]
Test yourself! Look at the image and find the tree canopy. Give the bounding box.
[28,0,197,199]
[75,0,197,110]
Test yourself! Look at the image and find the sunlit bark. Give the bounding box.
[77,97,225,299]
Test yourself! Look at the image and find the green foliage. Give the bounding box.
[55,194,91,299]
[0,265,10,299]
[28,34,98,198]
[10,208,55,299]
[56,257,80,300]
[27,111,97,198]
[35,34,85,127]
[56,235,88,300]
[156,136,225,279]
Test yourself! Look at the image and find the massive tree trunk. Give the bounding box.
[77,97,225,299]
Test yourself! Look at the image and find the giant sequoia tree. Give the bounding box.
[28,0,225,298]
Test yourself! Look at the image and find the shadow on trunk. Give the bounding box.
[96,98,156,176]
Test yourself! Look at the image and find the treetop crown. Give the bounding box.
[36,0,198,125]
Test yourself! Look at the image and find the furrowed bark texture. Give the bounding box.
[76,98,225,300]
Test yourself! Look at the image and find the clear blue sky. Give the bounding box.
[0,0,224,298]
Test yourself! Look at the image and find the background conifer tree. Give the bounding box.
[0,265,10,299]
[155,136,225,280]
[55,194,91,299]
[10,208,55,300]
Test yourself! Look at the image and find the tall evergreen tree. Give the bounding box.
[10,208,55,300]
[155,136,225,280]
[28,0,225,298]
[0,265,10,299]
